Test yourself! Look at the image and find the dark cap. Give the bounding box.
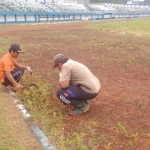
[52,54,65,69]
[9,44,24,53]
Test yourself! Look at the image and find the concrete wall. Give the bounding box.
[0,11,150,24]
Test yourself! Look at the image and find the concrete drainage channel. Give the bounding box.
[13,98,56,150]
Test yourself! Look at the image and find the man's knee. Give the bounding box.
[56,88,62,99]
[56,89,71,105]
[19,68,24,75]
[13,68,24,75]
[12,68,25,82]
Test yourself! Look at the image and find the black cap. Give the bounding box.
[52,54,65,69]
[10,44,24,53]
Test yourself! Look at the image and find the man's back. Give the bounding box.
[0,53,15,83]
[60,59,100,93]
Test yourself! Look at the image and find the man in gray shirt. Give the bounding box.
[52,54,101,115]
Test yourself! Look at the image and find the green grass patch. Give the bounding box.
[0,36,19,46]
[89,19,150,35]
[0,36,20,55]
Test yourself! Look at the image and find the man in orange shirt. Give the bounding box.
[0,43,32,95]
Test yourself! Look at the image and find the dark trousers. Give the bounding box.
[56,85,99,108]
[1,68,24,87]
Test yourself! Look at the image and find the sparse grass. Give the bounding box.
[17,73,101,150]
[0,36,22,58]
[89,19,150,35]
[0,36,19,55]
[144,132,150,138]
[1,19,150,150]
[117,122,138,142]
[0,36,19,45]
[0,91,29,150]
[16,19,150,149]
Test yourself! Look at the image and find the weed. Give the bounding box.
[117,122,138,142]
[19,84,101,150]
[105,142,113,150]
[144,132,150,138]
[100,134,109,143]
[118,122,129,137]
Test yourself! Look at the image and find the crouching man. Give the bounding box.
[0,44,32,95]
[52,54,101,115]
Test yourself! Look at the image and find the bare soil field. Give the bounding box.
[0,19,150,150]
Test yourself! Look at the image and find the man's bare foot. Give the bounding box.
[12,87,18,91]
[6,85,14,90]
[6,85,18,91]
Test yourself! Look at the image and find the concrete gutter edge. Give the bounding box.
[12,98,57,150]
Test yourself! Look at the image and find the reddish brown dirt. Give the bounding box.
[1,19,150,150]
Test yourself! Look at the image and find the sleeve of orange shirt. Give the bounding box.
[14,59,19,68]
[2,53,18,72]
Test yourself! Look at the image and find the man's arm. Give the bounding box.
[15,63,27,69]
[15,63,32,74]
[59,80,70,88]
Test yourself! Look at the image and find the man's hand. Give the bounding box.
[59,72,61,78]
[26,66,32,75]
[15,83,24,89]
[13,83,24,91]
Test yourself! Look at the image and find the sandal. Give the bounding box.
[7,89,16,96]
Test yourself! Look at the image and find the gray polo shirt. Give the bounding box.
[59,59,101,93]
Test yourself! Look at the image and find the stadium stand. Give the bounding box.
[0,0,52,12]
[45,2,89,12]
[86,3,150,13]
[0,0,150,24]
[87,3,116,12]
[112,5,150,12]
[0,0,150,13]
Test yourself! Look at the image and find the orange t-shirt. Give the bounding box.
[0,53,18,83]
